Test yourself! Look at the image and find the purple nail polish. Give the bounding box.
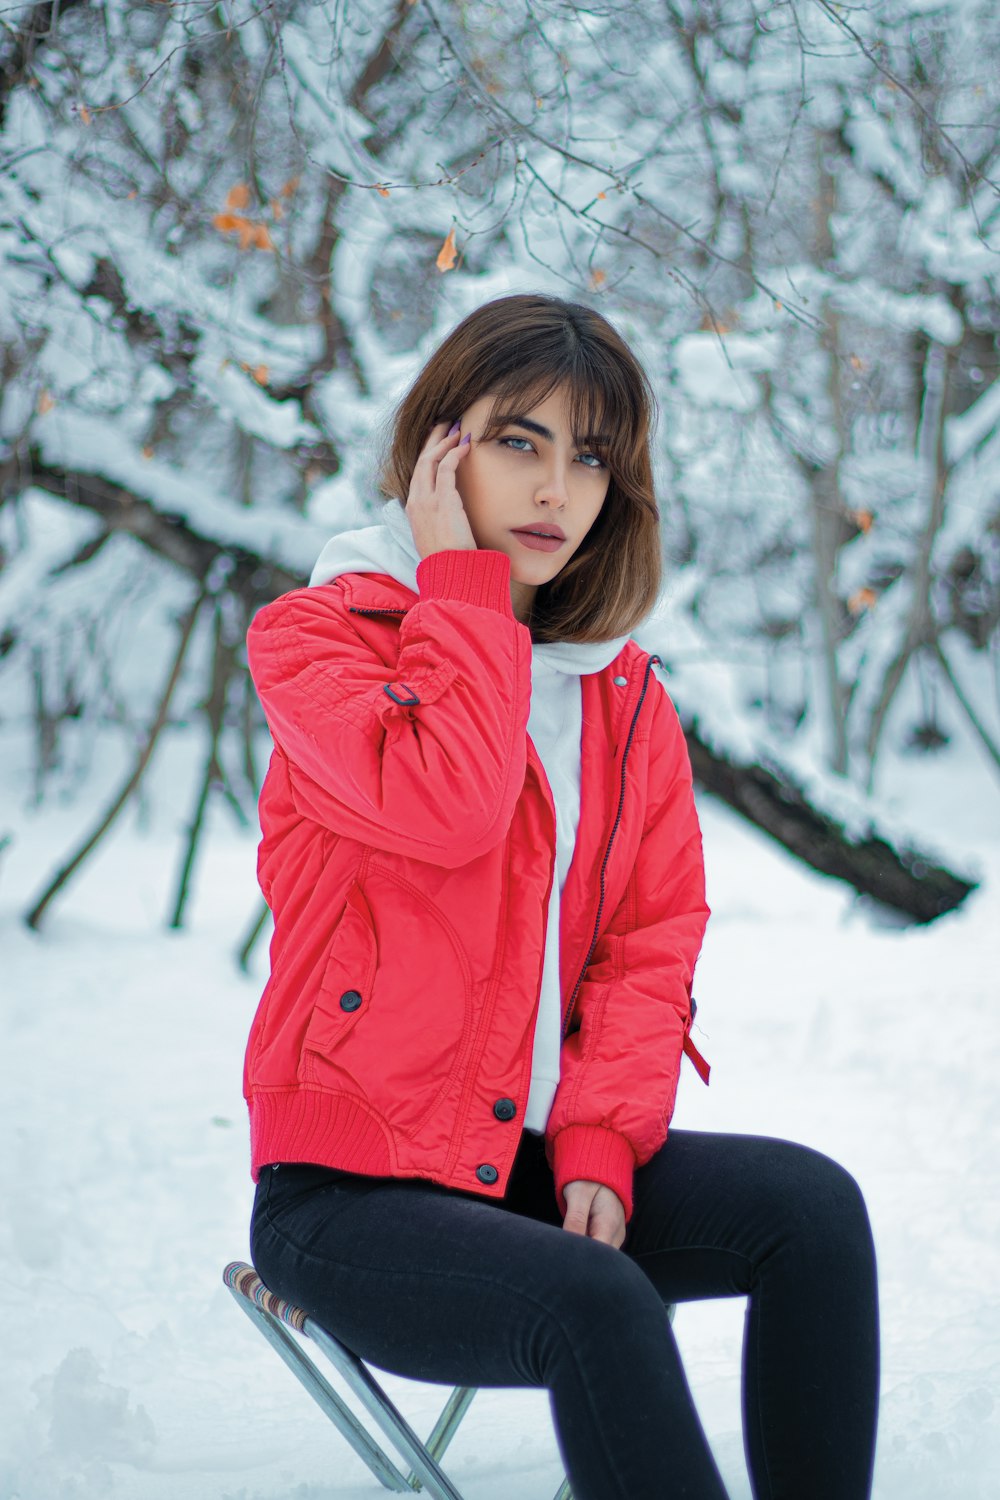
[448,420,461,436]
[460,432,471,445]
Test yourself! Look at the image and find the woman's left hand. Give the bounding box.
[562,1179,626,1249]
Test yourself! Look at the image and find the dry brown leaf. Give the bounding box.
[376,184,391,198]
[251,364,269,386]
[214,212,271,251]
[280,176,301,198]
[225,182,251,210]
[852,509,874,534]
[436,226,458,273]
[141,445,155,460]
[597,190,607,201]
[80,105,92,126]
[589,268,607,289]
[271,198,284,220]
[848,587,877,615]
[698,312,733,333]
[37,390,55,415]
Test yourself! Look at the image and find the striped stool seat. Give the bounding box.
[224,1260,572,1500]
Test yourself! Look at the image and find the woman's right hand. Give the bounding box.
[404,421,478,560]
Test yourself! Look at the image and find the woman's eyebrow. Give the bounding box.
[503,415,610,446]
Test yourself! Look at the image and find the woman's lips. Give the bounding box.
[511,530,565,552]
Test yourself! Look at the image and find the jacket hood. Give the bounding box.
[309,498,634,677]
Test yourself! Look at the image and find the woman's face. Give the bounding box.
[455,383,612,624]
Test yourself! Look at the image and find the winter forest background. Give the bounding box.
[1,3,998,1498]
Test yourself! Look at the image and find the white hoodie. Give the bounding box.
[309,499,633,1134]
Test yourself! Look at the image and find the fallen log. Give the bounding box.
[684,725,977,923]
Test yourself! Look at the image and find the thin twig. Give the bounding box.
[168,598,230,928]
[24,587,208,931]
[236,896,271,974]
[865,336,955,776]
[813,0,1000,202]
[931,638,1000,778]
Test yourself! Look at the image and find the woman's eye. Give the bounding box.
[499,436,605,468]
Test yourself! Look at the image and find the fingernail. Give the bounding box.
[448,420,461,436]
[460,432,471,445]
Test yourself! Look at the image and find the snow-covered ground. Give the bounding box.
[1,720,998,1500]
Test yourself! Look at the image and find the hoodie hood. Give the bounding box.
[309,498,633,677]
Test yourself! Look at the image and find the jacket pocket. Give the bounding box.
[298,879,378,1081]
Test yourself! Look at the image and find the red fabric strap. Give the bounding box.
[683,1033,711,1085]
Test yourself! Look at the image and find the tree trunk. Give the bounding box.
[685,722,976,923]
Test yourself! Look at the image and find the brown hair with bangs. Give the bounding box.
[379,293,662,645]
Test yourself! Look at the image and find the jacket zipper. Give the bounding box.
[560,655,662,1042]
[348,606,406,616]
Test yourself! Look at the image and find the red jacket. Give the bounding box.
[244,547,710,1222]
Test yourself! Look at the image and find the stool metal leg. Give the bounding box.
[307,1319,469,1500]
[228,1286,411,1492]
[406,1386,477,1491]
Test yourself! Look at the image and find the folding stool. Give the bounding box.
[224,1260,573,1500]
[226,1261,677,1498]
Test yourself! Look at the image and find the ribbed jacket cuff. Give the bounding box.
[549,1124,637,1224]
[415,548,515,616]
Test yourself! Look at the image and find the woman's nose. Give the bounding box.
[535,459,570,506]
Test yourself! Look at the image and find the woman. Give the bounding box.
[243,294,879,1500]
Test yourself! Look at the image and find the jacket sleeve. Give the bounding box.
[545,679,710,1223]
[246,548,533,868]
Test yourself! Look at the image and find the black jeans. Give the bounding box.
[250,1128,879,1500]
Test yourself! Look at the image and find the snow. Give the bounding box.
[31,408,333,579]
[670,332,782,412]
[2,715,998,1499]
[843,110,925,206]
[189,353,320,452]
[775,266,965,347]
[945,378,1000,468]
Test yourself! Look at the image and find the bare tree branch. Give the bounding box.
[25,586,208,931]
[813,0,1000,202]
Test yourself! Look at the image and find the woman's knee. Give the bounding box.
[759,1138,876,1267]
[543,1233,669,1346]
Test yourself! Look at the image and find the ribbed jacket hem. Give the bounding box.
[549,1123,637,1223]
[249,1089,394,1182]
[415,548,515,616]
